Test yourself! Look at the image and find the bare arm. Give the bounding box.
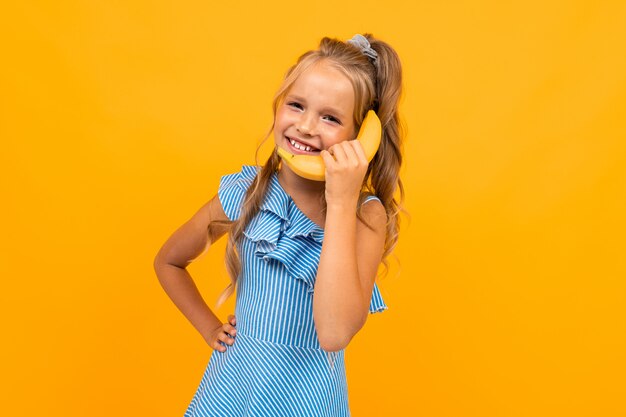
[314,141,388,352]
[153,194,235,348]
[314,199,387,351]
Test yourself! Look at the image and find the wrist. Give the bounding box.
[326,199,358,214]
[201,318,223,342]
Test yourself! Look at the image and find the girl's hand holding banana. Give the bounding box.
[277,110,382,182]
[320,141,369,208]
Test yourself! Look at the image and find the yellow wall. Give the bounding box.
[2,1,625,416]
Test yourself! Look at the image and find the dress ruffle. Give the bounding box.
[218,165,388,314]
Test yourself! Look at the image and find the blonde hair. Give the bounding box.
[213,34,406,309]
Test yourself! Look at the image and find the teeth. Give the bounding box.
[289,138,316,152]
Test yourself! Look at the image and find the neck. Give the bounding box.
[277,164,326,201]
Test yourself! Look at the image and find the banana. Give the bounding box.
[277,110,382,181]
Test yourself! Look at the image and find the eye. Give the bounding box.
[323,115,341,124]
[287,101,303,110]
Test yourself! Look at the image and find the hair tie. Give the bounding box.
[347,34,378,63]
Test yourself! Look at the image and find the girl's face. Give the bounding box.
[274,61,356,156]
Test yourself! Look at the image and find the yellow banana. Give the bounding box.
[277,110,382,181]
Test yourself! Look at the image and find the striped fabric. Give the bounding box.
[184,165,388,417]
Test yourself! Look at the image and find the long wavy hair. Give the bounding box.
[213,34,406,309]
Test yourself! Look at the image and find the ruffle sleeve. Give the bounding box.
[241,171,324,294]
[369,283,388,314]
[217,165,259,221]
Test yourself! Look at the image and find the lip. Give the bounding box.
[285,136,321,155]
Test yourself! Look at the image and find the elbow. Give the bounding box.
[153,252,172,277]
[153,253,165,274]
[313,311,367,352]
[318,322,363,352]
[316,313,368,352]
[318,333,350,352]
[153,257,165,284]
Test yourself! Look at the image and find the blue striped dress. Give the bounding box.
[184,165,388,417]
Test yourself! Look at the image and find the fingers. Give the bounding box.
[213,325,235,352]
[223,323,237,338]
[212,315,237,352]
[324,141,368,172]
[342,140,367,166]
[212,336,228,352]
[348,139,368,165]
[218,326,236,344]
[329,142,349,162]
[320,149,335,166]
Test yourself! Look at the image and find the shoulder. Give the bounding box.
[360,194,386,219]
[358,194,387,233]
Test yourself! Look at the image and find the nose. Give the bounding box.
[296,114,316,136]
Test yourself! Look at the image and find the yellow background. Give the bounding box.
[2,1,625,416]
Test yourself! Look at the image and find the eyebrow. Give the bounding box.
[286,94,347,119]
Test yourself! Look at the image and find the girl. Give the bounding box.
[154,33,404,417]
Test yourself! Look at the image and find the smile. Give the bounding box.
[288,137,320,153]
